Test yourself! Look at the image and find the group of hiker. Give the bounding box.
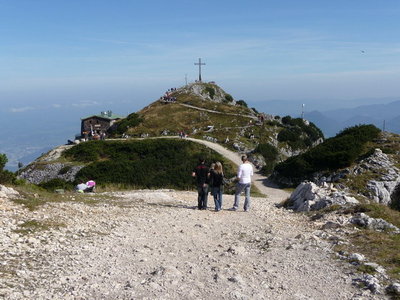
[192,155,254,212]
[160,88,178,103]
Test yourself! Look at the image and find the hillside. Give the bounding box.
[113,82,324,172]
[15,82,324,188]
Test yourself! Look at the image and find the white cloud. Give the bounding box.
[10,106,35,113]
[71,101,101,108]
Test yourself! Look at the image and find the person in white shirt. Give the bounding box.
[231,155,253,211]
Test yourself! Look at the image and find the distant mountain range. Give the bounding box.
[305,100,400,137]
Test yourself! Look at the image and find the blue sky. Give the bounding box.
[1,0,400,113]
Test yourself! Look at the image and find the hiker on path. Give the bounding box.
[231,155,253,212]
[192,157,209,210]
[209,161,224,212]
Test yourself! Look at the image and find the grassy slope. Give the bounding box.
[129,92,254,137]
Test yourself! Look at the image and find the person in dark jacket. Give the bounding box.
[209,161,224,211]
[192,157,209,210]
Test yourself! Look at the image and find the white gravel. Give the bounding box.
[0,188,386,299]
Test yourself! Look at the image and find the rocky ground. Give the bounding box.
[0,186,388,300]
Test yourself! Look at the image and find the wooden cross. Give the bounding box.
[194,58,206,82]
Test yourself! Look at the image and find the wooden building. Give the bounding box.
[81,111,123,138]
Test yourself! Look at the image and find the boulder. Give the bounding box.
[350,213,400,233]
[0,185,19,199]
[288,181,358,212]
[386,283,400,295]
[353,274,382,293]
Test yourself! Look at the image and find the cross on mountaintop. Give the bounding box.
[194,58,205,82]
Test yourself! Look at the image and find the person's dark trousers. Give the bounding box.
[197,185,208,209]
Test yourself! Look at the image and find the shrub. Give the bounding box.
[266,120,282,127]
[113,113,143,135]
[276,117,324,150]
[224,94,233,102]
[64,139,236,190]
[205,87,215,99]
[59,166,72,175]
[0,170,16,185]
[278,127,307,150]
[0,154,7,170]
[274,124,381,185]
[38,178,74,192]
[236,100,248,108]
[390,184,400,211]
[251,107,259,114]
[255,143,279,174]
[336,124,380,143]
[281,115,292,125]
[0,154,16,184]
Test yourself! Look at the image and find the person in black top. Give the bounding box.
[192,157,209,210]
[209,161,224,211]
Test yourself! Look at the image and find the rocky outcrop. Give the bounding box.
[311,148,400,207]
[180,82,236,104]
[19,163,83,184]
[288,181,359,212]
[17,144,84,184]
[357,149,400,205]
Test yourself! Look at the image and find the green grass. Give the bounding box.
[356,264,378,275]
[331,201,400,282]
[13,219,65,235]
[11,184,61,210]
[129,99,254,139]
[340,171,378,196]
[351,203,400,228]
[12,183,104,210]
[341,229,400,281]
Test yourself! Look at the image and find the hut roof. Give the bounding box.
[81,111,124,121]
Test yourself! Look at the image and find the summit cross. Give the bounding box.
[194,58,206,82]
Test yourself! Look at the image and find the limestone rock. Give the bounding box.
[348,253,365,263]
[20,163,84,184]
[353,274,382,293]
[386,283,400,295]
[357,149,400,205]
[288,181,358,212]
[350,213,400,233]
[0,185,19,199]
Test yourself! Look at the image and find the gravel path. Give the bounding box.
[0,139,387,299]
[1,189,384,299]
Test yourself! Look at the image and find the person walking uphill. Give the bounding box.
[231,155,254,212]
[192,157,210,210]
[209,161,224,212]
